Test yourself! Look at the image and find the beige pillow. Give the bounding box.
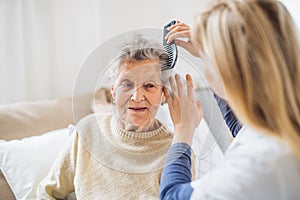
[0,94,92,140]
[0,170,15,200]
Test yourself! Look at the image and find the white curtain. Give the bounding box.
[0,0,212,105]
[1,0,299,105]
[0,0,104,104]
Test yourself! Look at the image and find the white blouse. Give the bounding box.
[191,126,300,200]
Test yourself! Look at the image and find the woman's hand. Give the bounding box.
[165,20,202,58]
[164,74,203,145]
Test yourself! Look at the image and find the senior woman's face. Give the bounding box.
[111,60,164,131]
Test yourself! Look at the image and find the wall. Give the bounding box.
[0,0,211,104]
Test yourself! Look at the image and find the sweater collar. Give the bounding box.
[111,116,168,140]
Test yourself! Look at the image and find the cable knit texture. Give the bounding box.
[36,113,194,200]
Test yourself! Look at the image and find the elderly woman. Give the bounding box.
[37,36,194,199]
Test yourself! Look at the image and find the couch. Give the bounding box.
[0,88,225,200]
[0,93,94,200]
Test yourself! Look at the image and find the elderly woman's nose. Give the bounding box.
[131,87,146,101]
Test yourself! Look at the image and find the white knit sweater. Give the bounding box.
[37,114,193,200]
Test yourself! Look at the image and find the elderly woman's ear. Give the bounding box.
[110,87,115,103]
[161,91,166,105]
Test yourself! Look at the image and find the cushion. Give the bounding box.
[0,126,73,200]
[0,170,15,200]
[0,94,92,140]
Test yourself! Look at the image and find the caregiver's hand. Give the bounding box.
[164,74,203,145]
[165,20,201,58]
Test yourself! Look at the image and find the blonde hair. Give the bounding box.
[193,0,300,162]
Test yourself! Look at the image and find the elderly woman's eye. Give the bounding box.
[146,83,154,88]
[144,83,156,90]
[121,80,134,88]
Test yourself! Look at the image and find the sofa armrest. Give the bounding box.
[0,170,15,200]
[0,94,92,140]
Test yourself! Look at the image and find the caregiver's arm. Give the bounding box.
[166,21,242,138]
[160,74,202,200]
[160,143,193,200]
[214,94,242,137]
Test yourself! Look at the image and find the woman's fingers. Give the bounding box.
[167,21,189,32]
[165,29,190,43]
[175,74,184,97]
[163,87,171,103]
[164,21,202,57]
[169,74,194,98]
[165,21,191,43]
[166,30,191,44]
[196,101,203,124]
[169,76,178,96]
[166,74,203,132]
[175,19,182,25]
[186,74,194,99]
[167,26,190,37]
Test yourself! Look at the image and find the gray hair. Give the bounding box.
[107,34,174,86]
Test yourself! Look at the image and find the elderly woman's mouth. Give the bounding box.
[128,107,148,112]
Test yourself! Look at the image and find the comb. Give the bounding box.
[162,20,178,71]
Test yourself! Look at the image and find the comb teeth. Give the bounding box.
[162,44,177,71]
[162,20,178,71]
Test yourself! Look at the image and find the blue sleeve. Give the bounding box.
[214,94,242,137]
[160,143,193,200]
